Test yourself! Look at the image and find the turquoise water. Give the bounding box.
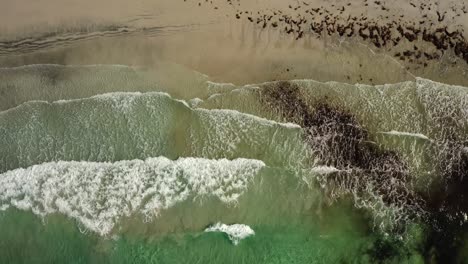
[1,65,468,263]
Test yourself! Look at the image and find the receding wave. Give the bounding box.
[0,24,196,56]
[0,91,309,173]
[0,63,210,111]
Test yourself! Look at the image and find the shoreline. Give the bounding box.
[0,0,466,88]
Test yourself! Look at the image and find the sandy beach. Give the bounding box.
[0,0,467,87]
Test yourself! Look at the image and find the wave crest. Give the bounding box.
[204,222,255,245]
[0,157,265,236]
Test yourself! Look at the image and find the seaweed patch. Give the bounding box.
[260,80,468,263]
[261,81,426,232]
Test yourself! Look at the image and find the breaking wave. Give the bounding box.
[0,157,265,236]
[204,223,255,245]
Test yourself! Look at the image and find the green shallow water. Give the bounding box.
[0,166,378,264]
[0,206,389,264]
[1,203,433,264]
[1,64,468,263]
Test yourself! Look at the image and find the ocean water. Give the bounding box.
[1,64,468,263]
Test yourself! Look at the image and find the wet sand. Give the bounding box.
[0,0,467,87]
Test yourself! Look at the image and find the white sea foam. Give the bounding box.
[0,157,265,236]
[206,81,236,90]
[204,223,255,245]
[196,108,301,129]
[207,93,222,100]
[378,131,431,141]
[0,91,175,116]
[310,166,341,174]
[189,98,204,107]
